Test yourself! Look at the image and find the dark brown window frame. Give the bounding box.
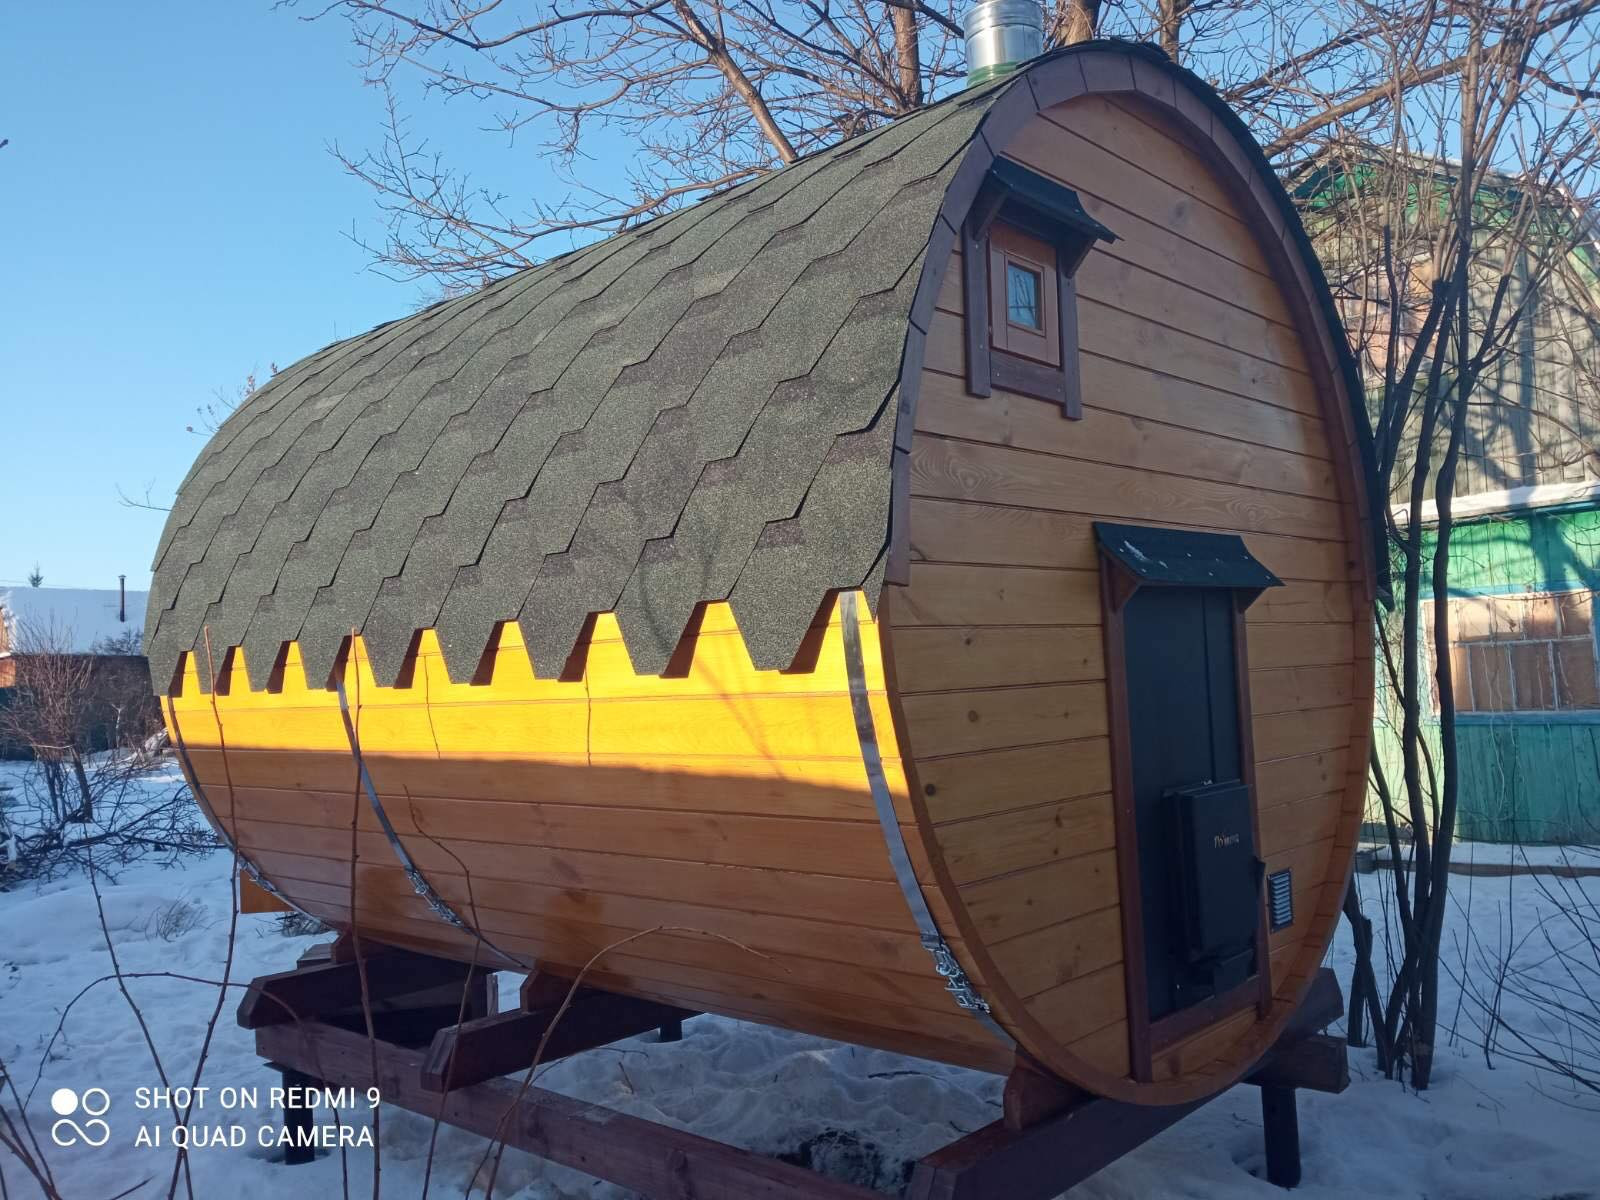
[1095,523,1281,1080]
[961,160,1115,419]
[989,224,1060,363]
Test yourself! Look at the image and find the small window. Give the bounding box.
[1427,591,1598,713]
[988,224,1060,365]
[959,160,1115,420]
[1006,262,1042,330]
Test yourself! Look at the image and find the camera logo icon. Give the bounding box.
[50,1088,111,1147]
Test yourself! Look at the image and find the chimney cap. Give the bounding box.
[963,0,1045,86]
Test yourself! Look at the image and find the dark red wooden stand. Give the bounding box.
[239,941,1348,1197]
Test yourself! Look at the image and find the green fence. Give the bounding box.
[1452,718,1600,842]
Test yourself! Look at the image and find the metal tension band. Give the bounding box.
[839,592,1013,1043]
[165,696,315,920]
[333,679,508,957]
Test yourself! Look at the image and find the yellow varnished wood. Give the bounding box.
[917,740,1113,825]
[897,683,1110,758]
[166,596,1002,1069]
[1009,104,1277,280]
[939,793,1117,886]
[986,907,1125,999]
[960,849,1120,944]
[892,625,1104,692]
[1256,749,1352,809]
[894,562,1105,628]
[1027,964,1129,1045]
[908,497,1354,582]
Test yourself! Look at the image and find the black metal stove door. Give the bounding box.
[1122,585,1249,1021]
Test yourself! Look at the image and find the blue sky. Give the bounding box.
[0,4,466,590]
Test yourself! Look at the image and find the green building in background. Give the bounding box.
[1297,151,1600,845]
[1416,500,1600,843]
[1403,194,1600,844]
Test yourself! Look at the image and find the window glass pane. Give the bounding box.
[1006,262,1042,330]
[1440,592,1599,712]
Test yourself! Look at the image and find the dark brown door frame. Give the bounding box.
[1097,553,1273,1082]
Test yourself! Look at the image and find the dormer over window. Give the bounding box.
[961,160,1117,418]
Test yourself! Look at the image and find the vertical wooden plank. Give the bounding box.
[1059,274,1084,420]
[1097,560,1151,1081]
[1261,1085,1302,1188]
[963,217,993,397]
[1234,599,1273,1011]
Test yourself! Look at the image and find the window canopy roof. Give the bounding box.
[1094,523,1284,592]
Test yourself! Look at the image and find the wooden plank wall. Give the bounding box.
[168,599,1010,1073]
[889,94,1368,1089]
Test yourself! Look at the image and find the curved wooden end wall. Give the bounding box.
[888,84,1375,1103]
[165,599,1011,1074]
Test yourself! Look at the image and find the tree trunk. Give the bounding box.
[1410,26,1482,1093]
[1341,878,1392,1069]
[1343,882,1367,1047]
[1056,0,1101,44]
[42,759,64,824]
[890,5,922,108]
[69,748,93,822]
[1157,0,1189,60]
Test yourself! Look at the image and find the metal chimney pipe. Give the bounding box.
[119,574,126,623]
[963,0,1044,86]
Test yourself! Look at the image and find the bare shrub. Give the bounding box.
[275,910,330,938]
[142,897,209,943]
[0,765,217,888]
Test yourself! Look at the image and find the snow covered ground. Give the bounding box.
[2,761,1597,1199]
[1366,837,1600,872]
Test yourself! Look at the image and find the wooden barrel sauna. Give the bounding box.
[148,41,1380,1106]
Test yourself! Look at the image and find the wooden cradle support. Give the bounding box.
[916,969,1349,1199]
[246,944,1348,1196]
[420,976,696,1093]
[238,939,494,1035]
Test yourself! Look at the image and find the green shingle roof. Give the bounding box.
[146,72,1016,693]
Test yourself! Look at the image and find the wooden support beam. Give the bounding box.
[256,1019,881,1200]
[1248,1033,1349,1095]
[1239,971,1346,1191]
[520,969,574,1009]
[237,947,480,1030]
[1001,1051,1085,1131]
[1260,1085,1301,1188]
[909,968,1349,1199]
[277,1066,319,1166]
[422,987,695,1093]
[241,958,1349,1197]
[1282,968,1343,1040]
[327,931,359,963]
[908,1091,1208,1200]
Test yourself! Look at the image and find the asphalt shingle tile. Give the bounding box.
[148,76,1018,694]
